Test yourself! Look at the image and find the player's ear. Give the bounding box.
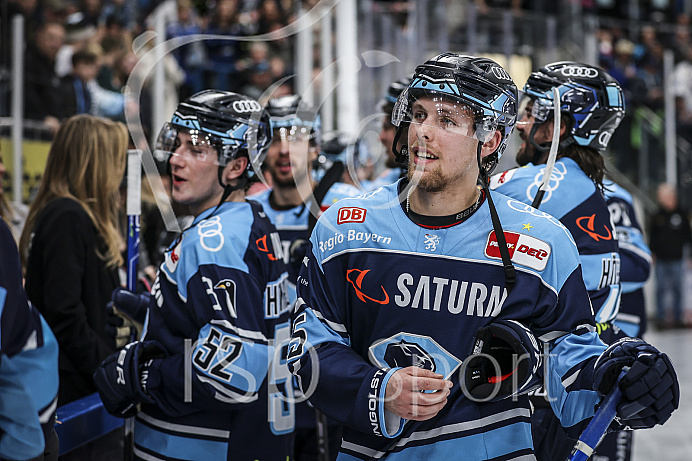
[480,130,502,158]
[224,156,248,182]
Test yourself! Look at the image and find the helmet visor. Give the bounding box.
[154,123,221,166]
[392,89,492,144]
[516,90,554,128]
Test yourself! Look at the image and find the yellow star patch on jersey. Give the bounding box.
[522,223,534,231]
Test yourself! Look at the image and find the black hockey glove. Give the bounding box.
[93,341,167,418]
[111,287,150,324]
[464,320,543,401]
[593,337,679,429]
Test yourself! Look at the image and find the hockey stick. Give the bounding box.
[124,149,142,461]
[531,88,561,209]
[566,368,628,461]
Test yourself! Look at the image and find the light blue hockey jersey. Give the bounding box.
[135,200,293,461]
[603,180,652,337]
[491,158,621,325]
[288,182,608,460]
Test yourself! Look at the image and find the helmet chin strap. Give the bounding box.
[477,142,515,294]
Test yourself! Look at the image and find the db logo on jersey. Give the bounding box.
[485,230,551,271]
[337,207,367,224]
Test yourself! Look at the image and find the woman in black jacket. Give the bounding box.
[19,114,127,405]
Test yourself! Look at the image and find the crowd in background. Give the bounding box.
[1,0,692,316]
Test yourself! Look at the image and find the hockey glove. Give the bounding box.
[106,307,136,348]
[464,320,543,401]
[111,287,150,324]
[93,340,167,418]
[593,337,679,429]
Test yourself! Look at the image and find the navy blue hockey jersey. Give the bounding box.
[249,182,361,284]
[0,218,58,460]
[249,183,360,430]
[603,180,651,337]
[288,183,608,460]
[135,201,293,461]
[491,158,621,325]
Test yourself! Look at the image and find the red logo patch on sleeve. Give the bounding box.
[337,207,367,224]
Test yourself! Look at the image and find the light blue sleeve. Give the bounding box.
[0,357,45,460]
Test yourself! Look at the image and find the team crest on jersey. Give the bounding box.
[368,333,462,380]
[424,234,441,252]
[165,235,184,273]
[485,230,551,271]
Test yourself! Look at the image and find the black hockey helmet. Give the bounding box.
[522,61,625,151]
[392,53,518,175]
[155,90,272,179]
[265,94,322,147]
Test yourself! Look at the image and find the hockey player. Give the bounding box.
[94,90,294,460]
[287,53,678,460]
[595,180,652,461]
[489,62,642,460]
[249,94,359,461]
[603,180,652,338]
[0,217,59,460]
[249,94,360,284]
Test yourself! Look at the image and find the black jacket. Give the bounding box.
[649,206,692,261]
[24,198,119,405]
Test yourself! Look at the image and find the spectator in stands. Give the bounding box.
[23,21,65,134]
[19,114,129,405]
[58,49,99,118]
[203,0,247,91]
[650,183,692,329]
[96,35,126,92]
[55,11,98,78]
[0,147,29,242]
[166,0,206,99]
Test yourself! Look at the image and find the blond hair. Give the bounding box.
[20,115,128,268]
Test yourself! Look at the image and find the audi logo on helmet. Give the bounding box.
[560,66,599,79]
[232,100,263,113]
[598,131,612,147]
[491,66,512,82]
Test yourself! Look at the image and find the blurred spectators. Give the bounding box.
[166,0,206,99]
[23,21,65,133]
[203,0,247,91]
[57,49,99,118]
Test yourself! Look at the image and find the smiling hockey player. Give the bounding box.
[287,53,678,460]
[94,90,293,461]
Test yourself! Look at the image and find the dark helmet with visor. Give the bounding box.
[522,61,625,152]
[155,90,272,180]
[391,53,518,175]
[265,94,322,147]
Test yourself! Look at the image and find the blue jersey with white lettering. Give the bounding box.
[288,182,608,460]
[0,218,58,460]
[603,180,651,337]
[249,183,360,430]
[136,201,293,461]
[249,182,361,285]
[491,158,621,325]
